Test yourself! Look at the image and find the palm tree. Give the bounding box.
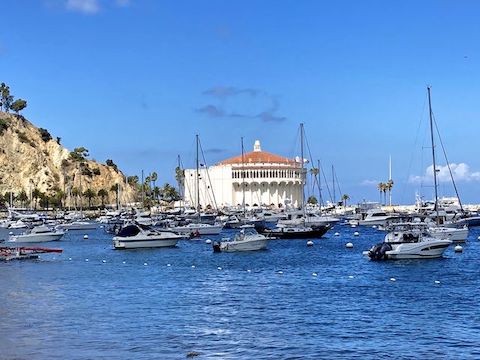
[17,190,28,207]
[98,189,108,207]
[386,179,394,206]
[32,188,43,210]
[83,189,96,209]
[110,184,119,209]
[341,194,350,208]
[377,182,384,204]
[71,187,81,209]
[150,172,158,191]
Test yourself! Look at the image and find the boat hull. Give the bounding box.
[9,233,64,243]
[366,239,452,260]
[218,238,268,252]
[113,238,179,249]
[170,225,223,235]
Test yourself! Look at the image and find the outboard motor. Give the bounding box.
[369,243,393,261]
[212,241,222,253]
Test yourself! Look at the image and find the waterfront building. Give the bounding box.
[183,141,304,209]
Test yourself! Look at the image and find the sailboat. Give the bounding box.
[258,123,331,239]
[364,87,452,260]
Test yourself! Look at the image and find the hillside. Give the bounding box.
[0,111,136,207]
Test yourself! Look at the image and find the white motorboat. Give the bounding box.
[113,224,182,249]
[363,226,452,260]
[9,225,65,243]
[278,211,340,227]
[212,228,268,252]
[358,209,398,226]
[56,221,98,231]
[169,223,223,236]
[428,226,469,242]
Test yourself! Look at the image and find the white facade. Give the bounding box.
[183,141,305,210]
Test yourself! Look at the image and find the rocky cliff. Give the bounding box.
[0,111,136,206]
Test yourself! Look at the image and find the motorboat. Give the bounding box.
[56,221,98,231]
[212,228,268,252]
[363,225,452,260]
[278,211,340,227]
[113,224,182,249]
[258,224,331,239]
[8,225,65,243]
[358,209,399,226]
[169,223,223,236]
[428,225,469,243]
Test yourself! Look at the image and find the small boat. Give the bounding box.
[0,246,63,261]
[113,224,182,249]
[56,221,98,231]
[258,224,331,239]
[212,228,268,252]
[9,225,65,243]
[169,223,223,236]
[364,228,452,260]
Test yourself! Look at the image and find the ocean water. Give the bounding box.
[1,225,479,359]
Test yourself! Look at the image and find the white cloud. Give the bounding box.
[409,163,480,184]
[361,179,380,186]
[66,0,100,14]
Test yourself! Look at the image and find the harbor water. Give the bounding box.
[1,226,479,359]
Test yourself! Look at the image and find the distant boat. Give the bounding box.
[56,221,98,231]
[212,228,268,252]
[169,223,223,236]
[9,225,65,243]
[113,224,182,249]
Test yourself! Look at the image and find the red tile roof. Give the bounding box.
[218,151,297,165]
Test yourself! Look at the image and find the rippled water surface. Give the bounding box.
[1,225,479,359]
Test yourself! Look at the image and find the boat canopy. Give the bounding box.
[117,225,141,237]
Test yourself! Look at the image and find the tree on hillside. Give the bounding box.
[83,189,96,209]
[70,147,89,162]
[106,159,118,172]
[10,99,27,114]
[98,189,108,207]
[0,83,13,112]
[127,175,139,185]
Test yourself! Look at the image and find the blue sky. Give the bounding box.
[2,0,480,204]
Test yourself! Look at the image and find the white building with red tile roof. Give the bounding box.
[183,140,305,210]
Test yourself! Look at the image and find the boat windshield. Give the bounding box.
[117,225,141,237]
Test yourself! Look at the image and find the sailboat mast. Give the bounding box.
[241,137,246,218]
[300,123,305,217]
[427,86,440,223]
[332,165,336,205]
[196,134,200,214]
[317,160,323,211]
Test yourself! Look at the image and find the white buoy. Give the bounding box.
[122,261,126,264]
[102,260,106,263]
[247,269,251,273]
[144,262,148,266]
[83,235,89,240]
[372,225,377,229]
[217,267,222,270]
[477,236,480,240]
[277,271,284,275]
[454,245,463,253]
[434,280,441,285]
[346,242,354,249]
[307,240,314,247]
[85,258,89,262]
[69,257,72,261]
[334,232,340,236]
[348,275,354,279]
[191,265,196,269]
[205,239,212,245]
[9,231,13,235]
[312,272,318,277]
[167,264,171,267]
[354,231,360,236]
[100,225,104,228]
[351,225,357,228]
[390,278,396,282]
